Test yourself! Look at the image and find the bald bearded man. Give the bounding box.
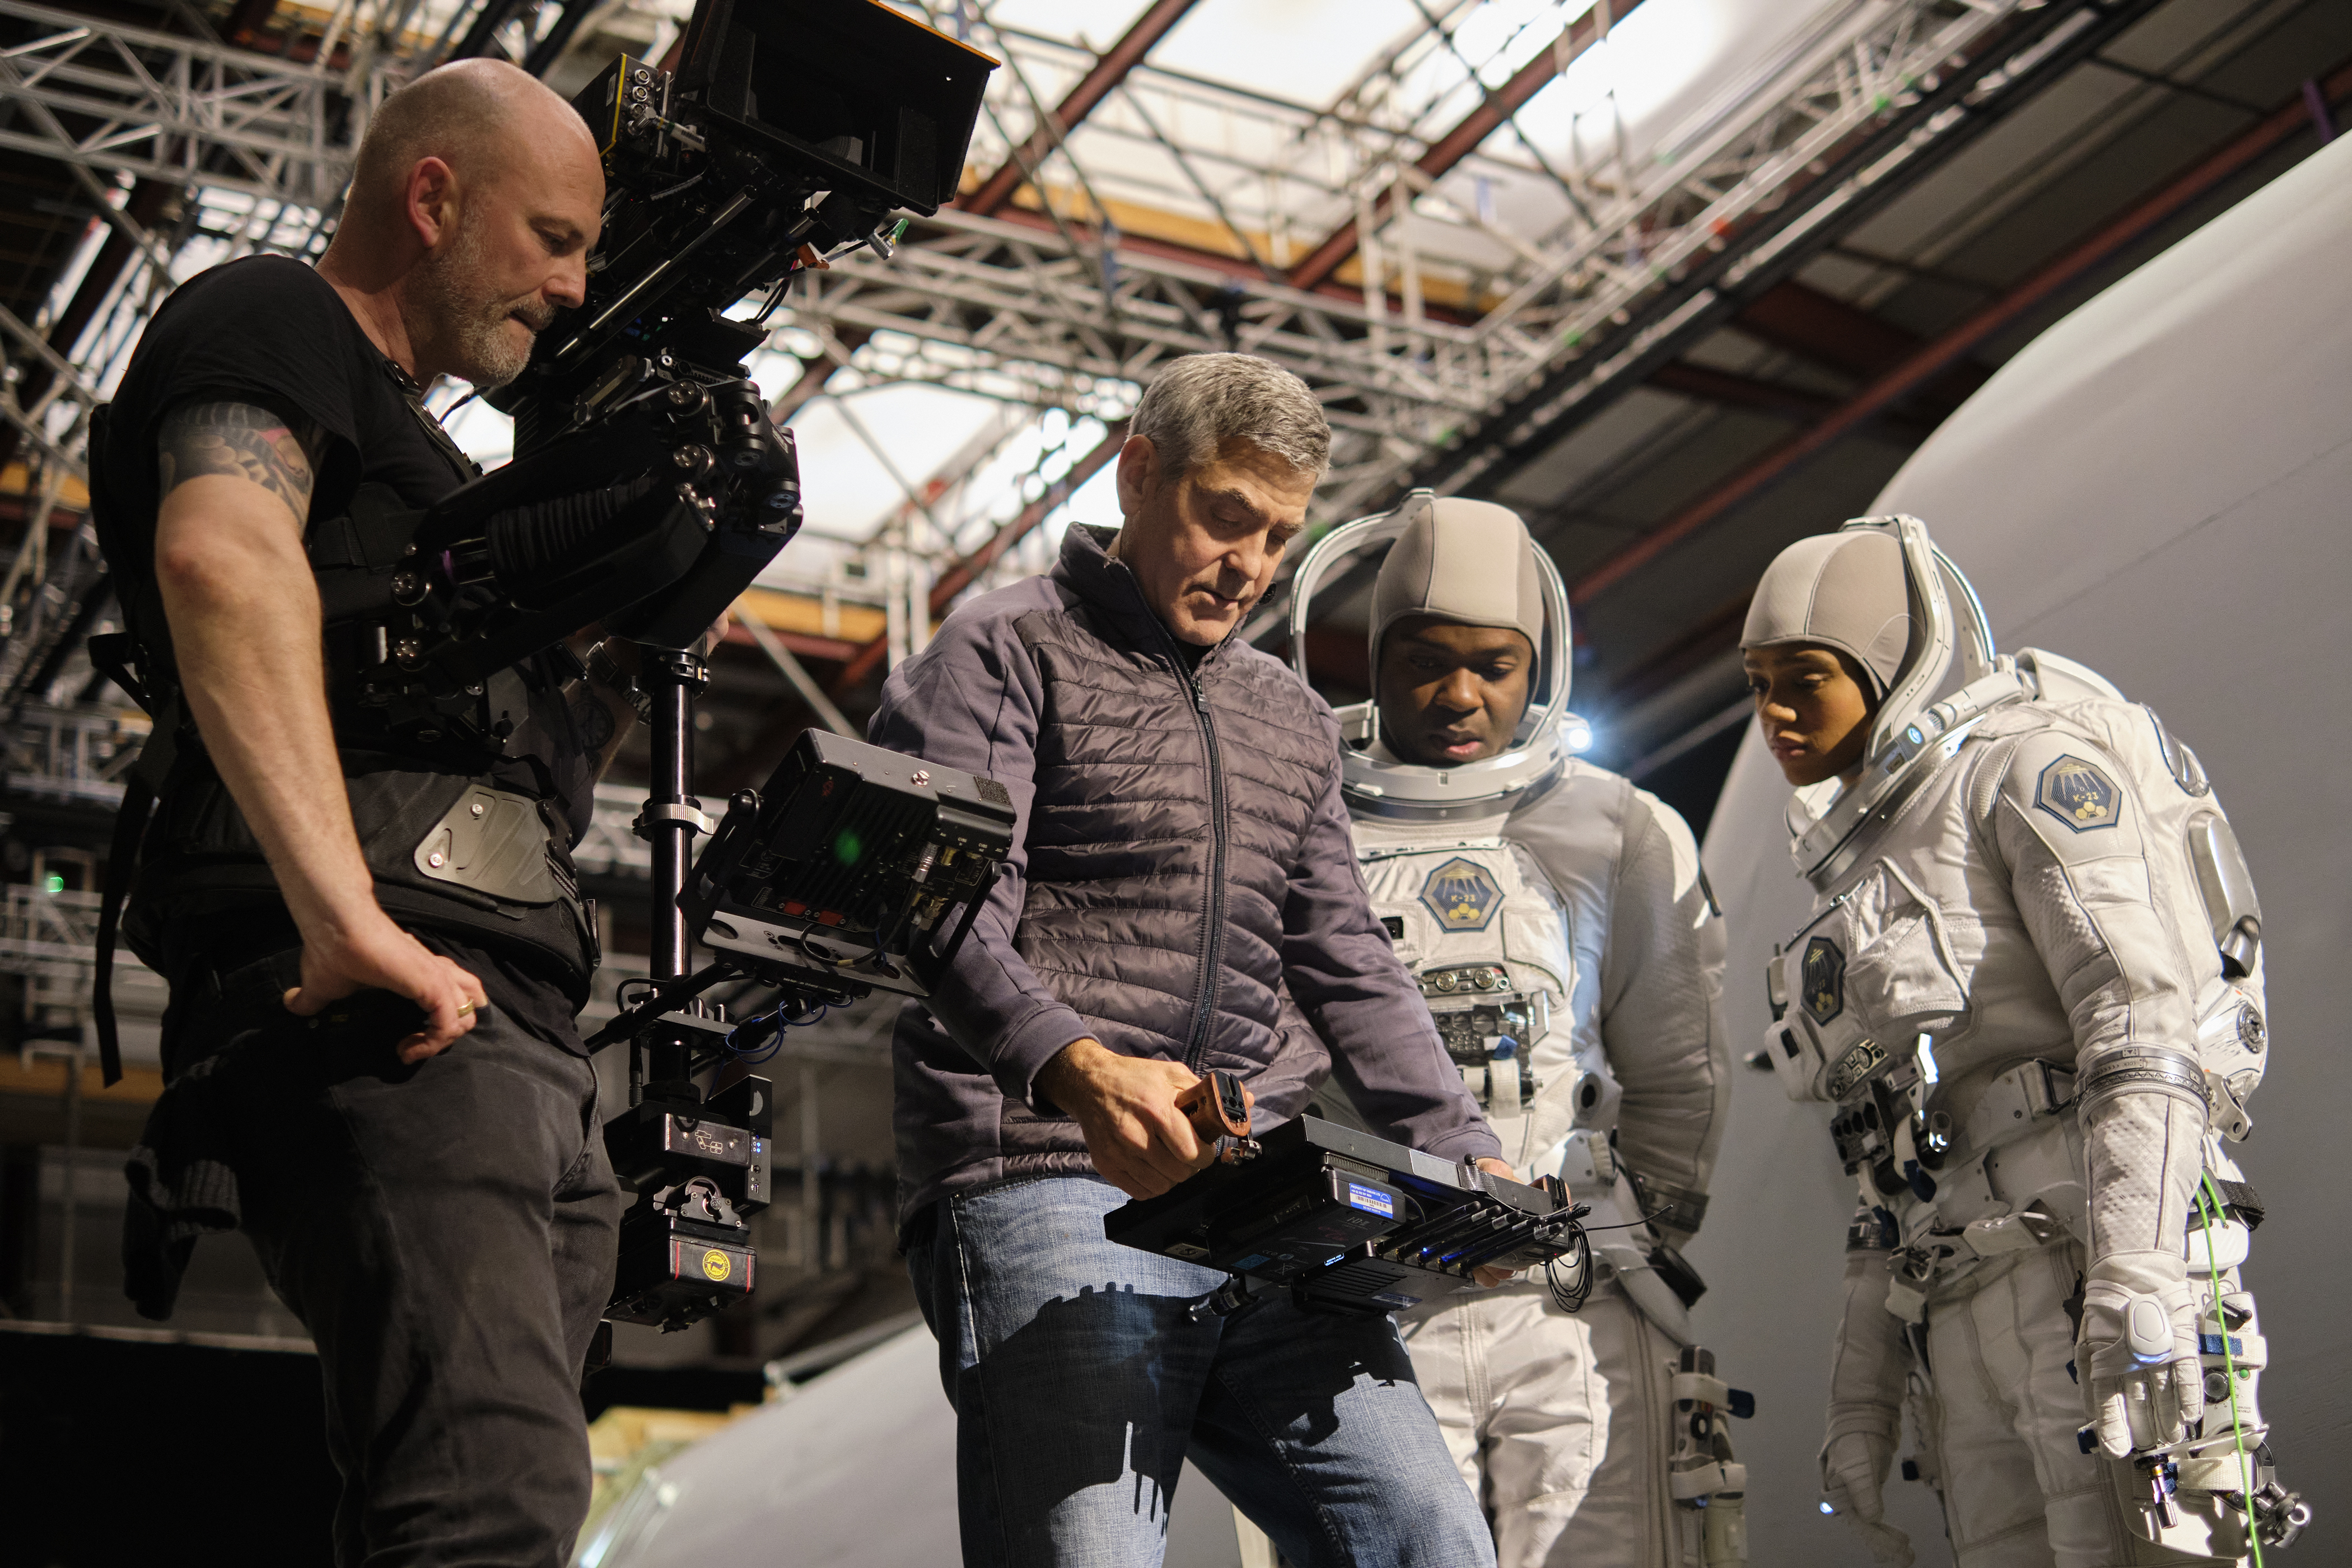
[103,62,633,1565]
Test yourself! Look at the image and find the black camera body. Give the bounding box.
[351,0,991,758]
[505,0,992,449]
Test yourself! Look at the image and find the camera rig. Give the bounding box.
[1105,1116,1589,1318]
[589,727,1012,1332]
[350,0,992,762]
[379,0,997,1334]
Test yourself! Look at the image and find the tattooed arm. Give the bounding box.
[153,400,484,1060]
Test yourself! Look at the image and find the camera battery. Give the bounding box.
[1203,1166,1408,1284]
[609,1199,755,1330]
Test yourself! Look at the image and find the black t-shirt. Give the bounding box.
[106,255,475,536]
[106,256,594,1051]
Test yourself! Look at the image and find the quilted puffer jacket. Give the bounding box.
[871,524,1498,1225]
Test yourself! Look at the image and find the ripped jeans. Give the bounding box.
[905,1174,1494,1568]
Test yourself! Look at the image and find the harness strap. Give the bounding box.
[94,706,182,1087]
[95,770,153,1087]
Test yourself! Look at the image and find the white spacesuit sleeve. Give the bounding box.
[1599,787,1731,1238]
[1983,729,2209,1453]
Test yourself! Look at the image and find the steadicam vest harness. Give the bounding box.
[86,375,600,1085]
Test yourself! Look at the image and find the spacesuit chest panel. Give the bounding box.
[1355,829,1574,1119]
[1357,835,1572,998]
[1767,764,1979,1108]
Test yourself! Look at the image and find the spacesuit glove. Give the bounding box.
[1822,1233,1915,1566]
[1821,1430,1915,1568]
[2078,1250,2205,1458]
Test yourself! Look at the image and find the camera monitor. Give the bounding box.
[684,729,1016,998]
[673,0,993,215]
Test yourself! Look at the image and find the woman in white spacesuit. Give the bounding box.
[1741,516,2306,1568]
[1290,494,1743,1568]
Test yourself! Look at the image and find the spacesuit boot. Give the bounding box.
[1295,494,1746,1567]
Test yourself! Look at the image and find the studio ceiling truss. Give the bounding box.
[796,0,2159,521]
[0,0,382,207]
[0,0,2166,572]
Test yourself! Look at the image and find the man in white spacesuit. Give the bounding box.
[1742,516,2307,1568]
[1290,495,1742,1567]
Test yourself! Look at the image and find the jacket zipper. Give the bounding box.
[1108,553,1228,1073]
[1180,667,1228,1073]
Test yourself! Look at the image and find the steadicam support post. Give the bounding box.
[590,650,1019,1334]
[633,645,713,1107]
[601,638,777,1333]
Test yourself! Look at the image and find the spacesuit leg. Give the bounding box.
[1397,1290,1500,1506]
[1552,1288,1700,1568]
[1919,1249,2075,1568]
[1472,1284,1612,1568]
[1923,1244,2201,1568]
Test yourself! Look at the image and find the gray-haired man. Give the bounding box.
[872,354,1505,1566]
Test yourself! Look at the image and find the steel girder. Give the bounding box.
[1409,0,2166,508]
[0,0,375,207]
[793,206,1494,503]
[0,0,2146,533]
[780,0,2098,521]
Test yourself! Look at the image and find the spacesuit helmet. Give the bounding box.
[1739,528,1911,700]
[1746,515,2014,883]
[1289,491,1579,821]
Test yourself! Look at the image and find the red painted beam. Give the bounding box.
[963,0,1203,218]
[1567,58,2352,609]
[831,422,1130,692]
[1733,281,1925,381]
[976,206,1487,320]
[1287,0,1649,293]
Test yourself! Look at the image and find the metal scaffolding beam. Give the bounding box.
[0,0,380,206]
[1285,0,1648,293]
[792,0,2132,528]
[962,0,1204,218]
[1406,0,2164,514]
[830,419,1128,691]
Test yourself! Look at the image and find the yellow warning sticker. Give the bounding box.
[701,1249,731,1283]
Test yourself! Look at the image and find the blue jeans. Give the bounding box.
[906,1175,1496,1567]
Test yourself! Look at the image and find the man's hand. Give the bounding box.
[1038,1040,1221,1199]
[283,910,487,1063]
[1470,1156,1523,1286]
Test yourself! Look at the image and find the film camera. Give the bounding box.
[433,0,997,1333]
[1106,1115,1588,1318]
[349,0,993,755]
